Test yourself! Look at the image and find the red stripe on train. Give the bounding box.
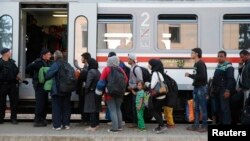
[97,56,240,63]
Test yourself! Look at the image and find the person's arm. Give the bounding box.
[45,62,59,80]
[151,72,159,89]
[95,67,109,95]
[225,65,235,92]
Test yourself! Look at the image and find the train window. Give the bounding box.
[223,14,250,50]
[0,15,13,50]
[157,14,198,50]
[74,16,88,68]
[97,14,133,50]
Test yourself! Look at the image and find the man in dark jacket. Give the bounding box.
[211,50,236,125]
[45,50,72,130]
[185,48,207,132]
[26,48,52,127]
[238,50,250,104]
[0,48,20,124]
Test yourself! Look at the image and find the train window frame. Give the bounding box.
[222,14,250,50]
[0,14,13,51]
[156,14,198,51]
[74,15,88,68]
[97,14,134,52]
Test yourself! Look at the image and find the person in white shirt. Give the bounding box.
[145,59,167,134]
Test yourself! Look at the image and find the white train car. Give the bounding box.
[1,0,250,120]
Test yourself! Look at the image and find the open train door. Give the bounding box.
[0,2,19,63]
[68,2,97,66]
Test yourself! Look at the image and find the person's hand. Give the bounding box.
[137,106,141,110]
[185,72,190,77]
[145,82,150,88]
[224,91,230,99]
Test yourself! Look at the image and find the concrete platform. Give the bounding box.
[0,122,207,141]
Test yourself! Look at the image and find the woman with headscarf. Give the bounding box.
[95,56,128,132]
[84,58,101,131]
[145,59,167,134]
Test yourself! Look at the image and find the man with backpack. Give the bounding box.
[127,53,143,128]
[26,48,52,127]
[95,56,128,132]
[45,50,76,130]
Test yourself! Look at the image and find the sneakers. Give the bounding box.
[107,129,118,133]
[138,128,146,132]
[198,125,207,133]
[34,122,47,127]
[186,125,199,131]
[85,127,96,132]
[52,127,62,131]
[153,126,167,134]
[117,128,123,131]
[64,125,70,130]
[11,119,18,125]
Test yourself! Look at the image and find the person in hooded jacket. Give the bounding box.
[84,58,101,131]
[145,59,167,134]
[95,56,128,132]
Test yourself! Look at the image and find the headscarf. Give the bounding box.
[148,59,164,75]
[87,58,98,70]
[107,56,119,67]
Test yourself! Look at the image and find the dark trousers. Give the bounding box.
[149,97,165,127]
[212,87,231,124]
[132,95,138,125]
[89,113,99,128]
[34,86,48,123]
[51,95,71,128]
[0,83,18,121]
[230,91,244,124]
[79,92,90,123]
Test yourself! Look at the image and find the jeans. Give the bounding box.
[212,87,231,124]
[107,97,123,130]
[51,95,71,128]
[193,85,207,127]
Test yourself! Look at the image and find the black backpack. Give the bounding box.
[58,61,77,93]
[107,67,126,97]
[133,66,151,82]
[164,74,178,95]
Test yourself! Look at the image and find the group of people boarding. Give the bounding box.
[0,47,249,134]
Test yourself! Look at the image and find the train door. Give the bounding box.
[0,2,19,62]
[19,4,68,106]
[68,2,97,68]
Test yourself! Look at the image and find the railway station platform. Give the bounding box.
[0,121,207,141]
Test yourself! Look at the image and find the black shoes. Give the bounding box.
[34,120,47,127]
[11,119,18,124]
